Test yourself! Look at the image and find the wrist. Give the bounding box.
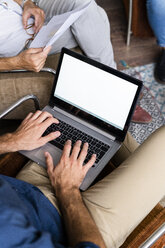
[56,187,81,207]
[22,0,37,8]
[7,56,22,70]
[10,56,21,70]
[11,54,25,70]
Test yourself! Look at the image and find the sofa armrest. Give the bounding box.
[0,67,56,119]
[1,67,56,75]
[120,204,165,248]
[0,94,40,119]
[0,152,29,177]
[139,223,165,248]
[0,92,41,175]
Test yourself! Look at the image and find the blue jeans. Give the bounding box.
[146,0,165,47]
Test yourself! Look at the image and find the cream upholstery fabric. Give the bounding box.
[0,47,82,119]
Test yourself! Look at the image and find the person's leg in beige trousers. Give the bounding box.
[16,127,165,248]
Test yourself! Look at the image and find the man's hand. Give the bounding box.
[46,141,106,248]
[0,111,60,154]
[23,0,45,33]
[0,46,51,72]
[46,140,96,194]
[16,46,51,72]
[13,111,60,151]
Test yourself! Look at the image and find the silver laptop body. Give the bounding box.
[20,48,142,191]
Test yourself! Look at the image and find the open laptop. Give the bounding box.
[20,47,142,191]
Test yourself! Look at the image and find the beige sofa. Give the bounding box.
[0,47,82,119]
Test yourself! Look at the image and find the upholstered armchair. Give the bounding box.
[0,47,82,120]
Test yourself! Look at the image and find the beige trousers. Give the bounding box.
[16,128,165,248]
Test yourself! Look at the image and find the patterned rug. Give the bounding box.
[122,63,165,144]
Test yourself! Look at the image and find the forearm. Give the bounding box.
[0,56,22,71]
[0,133,18,154]
[57,188,106,248]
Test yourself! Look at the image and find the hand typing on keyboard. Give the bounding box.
[45,140,96,193]
[43,120,110,165]
[2,110,61,152]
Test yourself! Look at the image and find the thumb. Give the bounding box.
[22,12,31,29]
[45,152,54,172]
[43,46,52,56]
[27,47,44,54]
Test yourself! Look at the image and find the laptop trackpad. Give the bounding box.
[35,145,62,168]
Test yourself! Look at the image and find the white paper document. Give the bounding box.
[30,1,91,48]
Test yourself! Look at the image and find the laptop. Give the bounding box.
[20,47,142,191]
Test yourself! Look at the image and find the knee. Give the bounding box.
[73,0,105,19]
[149,125,165,145]
[73,0,92,8]
[147,0,165,16]
[154,125,165,137]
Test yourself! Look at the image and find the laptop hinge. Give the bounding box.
[52,106,116,141]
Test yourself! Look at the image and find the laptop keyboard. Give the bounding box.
[43,119,110,165]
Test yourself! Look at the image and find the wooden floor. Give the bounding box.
[97,0,160,70]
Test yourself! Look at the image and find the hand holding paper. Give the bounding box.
[30,1,91,49]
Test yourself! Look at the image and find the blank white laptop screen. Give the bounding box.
[54,54,138,130]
